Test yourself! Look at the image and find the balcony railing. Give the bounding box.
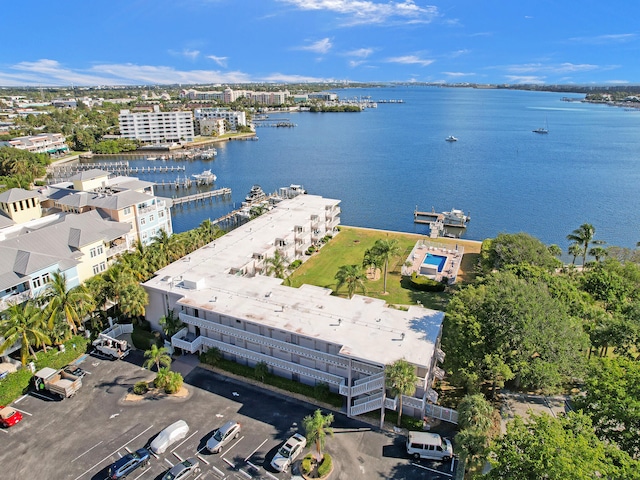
[0,290,32,312]
[106,243,129,257]
[179,312,351,370]
[436,348,445,363]
[351,393,383,416]
[402,394,425,410]
[424,404,458,424]
[174,333,345,387]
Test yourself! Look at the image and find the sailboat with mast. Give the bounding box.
[533,118,549,134]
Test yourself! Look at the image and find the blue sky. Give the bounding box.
[2,0,639,87]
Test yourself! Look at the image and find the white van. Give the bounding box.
[406,431,453,461]
[150,420,189,454]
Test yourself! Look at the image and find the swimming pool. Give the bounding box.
[421,253,447,272]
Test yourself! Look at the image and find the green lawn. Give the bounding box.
[288,226,482,311]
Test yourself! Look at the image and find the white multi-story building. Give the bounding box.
[143,194,448,422]
[1,133,69,155]
[193,108,247,131]
[119,105,194,143]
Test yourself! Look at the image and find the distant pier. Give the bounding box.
[169,188,232,207]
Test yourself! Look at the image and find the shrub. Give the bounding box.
[0,369,33,406]
[133,381,149,395]
[164,371,183,394]
[301,454,313,474]
[313,382,330,401]
[131,328,159,350]
[409,272,446,292]
[318,453,333,477]
[254,361,269,382]
[290,259,302,269]
[200,347,221,366]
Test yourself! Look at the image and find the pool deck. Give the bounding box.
[402,240,464,284]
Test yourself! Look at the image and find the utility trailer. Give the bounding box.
[33,367,82,398]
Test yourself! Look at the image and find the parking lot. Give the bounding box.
[0,351,458,480]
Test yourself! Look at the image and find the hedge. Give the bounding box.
[409,272,447,292]
[318,453,333,477]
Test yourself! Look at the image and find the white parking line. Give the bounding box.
[29,391,52,401]
[211,465,225,477]
[411,462,453,477]
[71,441,104,463]
[222,457,235,468]
[224,435,244,455]
[164,458,175,467]
[172,430,198,452]
[196,454,209,465]
[11,407,32,416]
[124,446,132,453]
[0,429,8,434]
[150,450,160,460]
[72,424,154,480]
[13,394,29,404]
[262,468,279,480]
[132,468,148,480]
[244,438,268,462]
[238,468,252,479]
[173,452,183,462]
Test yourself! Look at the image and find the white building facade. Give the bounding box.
[193,108,247,131]
[119,106,194,143]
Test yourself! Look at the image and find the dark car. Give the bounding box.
[161,457,200,480]
[108,448,151,479]
[63,364,86,378]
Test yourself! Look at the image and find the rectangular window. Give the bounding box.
[159,210,165,218]
[90,247,97,258]
[123,206,131,215]
[149,214,154,222]
[97,245,103,255]
[92,264,100,275]
[99,262,106,272]
[140,217,146,225]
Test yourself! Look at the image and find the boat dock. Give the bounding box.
[170,188,232,207]
[48,161,186,176]
[414,207,470,237]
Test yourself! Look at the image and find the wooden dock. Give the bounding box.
[170,188,232,207]
[48,161,186,176]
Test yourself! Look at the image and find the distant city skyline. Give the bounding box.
[2,0,639,87]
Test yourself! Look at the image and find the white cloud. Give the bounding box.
[569,33,637,44]
[450,49,470,58]
[505,75,546,84]
[207,55,228,67]
[442,71,475,77]
[603,79,630,84]
[261,72,334,82]
[279,0,439,26]
[10,59,123,86]
[506,62,599,74]
[385,55,434,67]
[297,38,333,54]
[168,49,201,60]
[91,63,251,84]
[349,60,366,67]
[345,47,374,58]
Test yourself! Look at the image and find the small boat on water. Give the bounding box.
[146,156,158,161]
[533,118,549,134]
[245,185,267,203]
[199,148,217,159]
[414,207,470,229]
[191,169,217,184]
[445,135,458,142]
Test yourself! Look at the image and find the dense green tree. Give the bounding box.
[568,242,583,265]
[159,310,184,338]
[385,359,418,426]
[370,238,400,293]
[302,409,334,460]
[486,412,639,480]
[442,271,588,392]
[362,247,382,277]
[456,394,496,472]
[567,223,596,267]
[334,264,366,298]
[0,301,51,364]
[480,232,561,272]
[574,357,640,458]
[43,271,94,335]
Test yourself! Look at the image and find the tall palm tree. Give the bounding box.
[143,344,172,371]
[371,238,400,294]
[335,264,366,299]
[302,409,334,461]
[385,359,418,426]
[568,243,582,265]
[44,271,95,335]
[264,249,289,279]
[567,223,596,267]
[159,310,184,338]
[0,301,51,364]
[119,282,149,319]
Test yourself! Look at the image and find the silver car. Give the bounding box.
[271,433,307,472]
[161,457,200,480]
[150,420,189,455]
[206,421,241,453]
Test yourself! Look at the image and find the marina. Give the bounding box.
[169,187,232,207]
[414,208,470,238]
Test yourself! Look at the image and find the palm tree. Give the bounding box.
[568,243,582,265]
[0,301,51,364]
[143,344,172,371]
[385,359,418,426]
[44,271,94,335]
[547,244,562,258]
[588,240,608,263]
[335,264,366,299]
[362,248,382,277]
[371,238,400,294]
[567,223,596,267]
[159,310,184,338]
[264,249,289,279]
[302,409,334,461]
[119,282,149,319]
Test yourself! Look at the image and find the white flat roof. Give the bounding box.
[144,195,441,368]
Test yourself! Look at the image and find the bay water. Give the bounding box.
[102,86,640,251]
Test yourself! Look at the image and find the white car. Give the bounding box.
[150,420,189,454]
[271,433,307,472]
